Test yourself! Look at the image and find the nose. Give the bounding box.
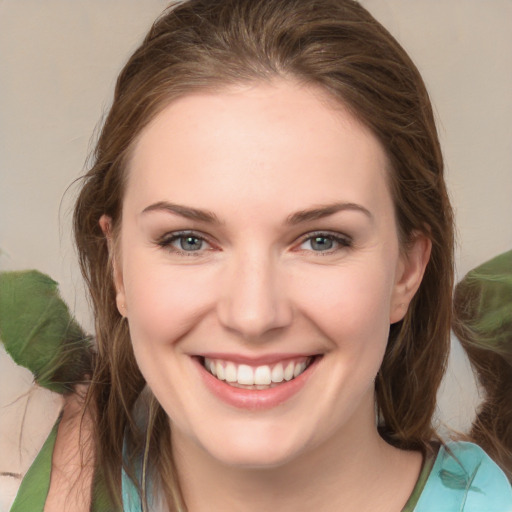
[216,249,293,340]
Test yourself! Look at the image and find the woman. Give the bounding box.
[8,0,512,510]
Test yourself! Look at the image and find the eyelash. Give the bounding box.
[156,230,213,256]
[156,230,352,256]
[296,231,352,254]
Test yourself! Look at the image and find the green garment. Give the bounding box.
[8,421,59,512]
[7,417,116,512]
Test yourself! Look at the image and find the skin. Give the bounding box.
[101,80,431,511]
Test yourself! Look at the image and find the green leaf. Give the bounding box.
[0,270,92,393]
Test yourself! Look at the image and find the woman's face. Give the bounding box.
[108,81,428,468]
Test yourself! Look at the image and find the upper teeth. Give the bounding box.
[204,358,310,386]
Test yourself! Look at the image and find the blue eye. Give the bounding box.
[176,235,204,251]
[309,236,335,251]
[299,233,351,253]
[157,231,210,254]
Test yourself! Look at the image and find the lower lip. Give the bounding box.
[194,356,320,410]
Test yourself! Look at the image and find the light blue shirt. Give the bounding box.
[122,441,512,511]
[413,441,512,512]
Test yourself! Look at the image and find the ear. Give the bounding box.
[389,233,431,324]
[99,214,126,317]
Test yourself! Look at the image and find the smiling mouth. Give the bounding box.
[201,356,316,390]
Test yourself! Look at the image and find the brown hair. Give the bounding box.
[73,0,454,508]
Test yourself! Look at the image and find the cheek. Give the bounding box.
[291,261,395,351]
[293,263,396,421]
[122,254,218,344]
[120,256,214,431]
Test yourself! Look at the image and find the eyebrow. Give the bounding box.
[141,200,372,225]
[286,202,373,224]
[141,201,220,223]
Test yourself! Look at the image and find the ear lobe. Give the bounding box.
[390,233,431,324]
[99,214,126,317]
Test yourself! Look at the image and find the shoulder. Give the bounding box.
[414,441,512,512]
[6,391,95,512]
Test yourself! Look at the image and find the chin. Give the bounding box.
[196,421,310,469]
[208,443,302,470]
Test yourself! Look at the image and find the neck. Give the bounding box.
[170,407,422,512]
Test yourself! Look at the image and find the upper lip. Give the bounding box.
[194,352,319,366]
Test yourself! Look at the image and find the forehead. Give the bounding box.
[125,81,392,219]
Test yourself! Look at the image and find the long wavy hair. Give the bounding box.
[73,0,454,508]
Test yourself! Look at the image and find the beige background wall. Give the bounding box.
[0,1,511,504]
